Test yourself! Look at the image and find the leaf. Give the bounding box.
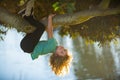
[52,2,59,8]
[54,7,59,11]
[66,3,75,13]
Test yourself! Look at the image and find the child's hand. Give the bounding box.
[48,14,56,19]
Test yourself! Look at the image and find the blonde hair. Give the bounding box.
[49,52,72,76]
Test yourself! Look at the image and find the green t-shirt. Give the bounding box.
[31,38,58,60]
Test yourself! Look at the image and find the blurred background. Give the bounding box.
[0,27,120,80]
[0,0,120,80]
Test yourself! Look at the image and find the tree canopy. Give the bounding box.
[0,0,120,45]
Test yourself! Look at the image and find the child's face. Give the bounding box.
[55,46,68,56]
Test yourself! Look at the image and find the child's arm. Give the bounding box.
[46,14,55,39]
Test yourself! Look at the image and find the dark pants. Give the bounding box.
[20,16,45,53]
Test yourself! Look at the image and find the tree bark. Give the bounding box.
[43,7,120,27]
[0,7,36,33]
[0,7,120,33]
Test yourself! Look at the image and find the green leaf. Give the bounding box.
[52,2,59,8]
[54,7,59,11]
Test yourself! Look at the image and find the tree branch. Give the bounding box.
[0,7,36,33]
[51,7,120,27]
[24,0,35,16]
[0,7,120,33]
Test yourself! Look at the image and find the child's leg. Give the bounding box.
[20,16,45,53]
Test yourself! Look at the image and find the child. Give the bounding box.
[20,13,72,76]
